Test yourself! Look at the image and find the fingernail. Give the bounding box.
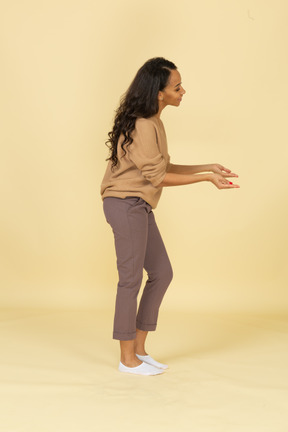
[229,182,233,184]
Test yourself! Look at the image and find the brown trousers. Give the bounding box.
[103,197,173,340]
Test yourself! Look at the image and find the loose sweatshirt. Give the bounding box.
[100,116,172,209]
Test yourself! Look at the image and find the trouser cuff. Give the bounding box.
[113,330,136,341]
[136,321,157,331]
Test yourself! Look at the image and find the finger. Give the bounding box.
[222,172,239,178]
[226,183,240,188]
[218,180,240,189]
[221,166,232,173]
[220,186,240,190]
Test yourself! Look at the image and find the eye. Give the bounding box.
[175,87,180,92]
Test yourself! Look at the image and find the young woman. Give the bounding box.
[101,57,239,376]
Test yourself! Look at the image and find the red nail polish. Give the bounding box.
[229,182,233,184]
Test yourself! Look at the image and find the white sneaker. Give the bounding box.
[135,354,169,370]
[118,361,164,375]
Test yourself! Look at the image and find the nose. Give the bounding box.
[181,86,186,95]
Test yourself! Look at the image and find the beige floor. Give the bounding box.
[0,308,288,432]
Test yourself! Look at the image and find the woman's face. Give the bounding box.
[159,69,186,107]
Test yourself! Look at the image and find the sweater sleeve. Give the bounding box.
[128,118,168,187]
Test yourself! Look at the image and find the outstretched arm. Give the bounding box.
[168,163,238,177]
[158,163,240,189]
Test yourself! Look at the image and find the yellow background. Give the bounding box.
[1,2,288,432]
[1,0,287,311]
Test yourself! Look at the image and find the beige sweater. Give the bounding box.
[100,116,171,209]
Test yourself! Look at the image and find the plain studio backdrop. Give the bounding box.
[1,0,287,312]
[0,1,288,431]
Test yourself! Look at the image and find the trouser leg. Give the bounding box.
[136,211,173,331]
[103,197,149,341]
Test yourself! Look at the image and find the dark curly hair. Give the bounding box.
[105,57,177,169]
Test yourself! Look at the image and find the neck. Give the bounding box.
[156,103,165,118]
[155,101,166,118]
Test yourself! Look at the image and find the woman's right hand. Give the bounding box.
[209,173,240,189]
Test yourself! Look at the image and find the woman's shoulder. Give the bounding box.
[136,116,155,124]
[135,116,163,129]
[132,116,166,146]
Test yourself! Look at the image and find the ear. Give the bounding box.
[158,91,164,101]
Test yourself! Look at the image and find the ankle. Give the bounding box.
[120,356,142,367]
[121,353,135,362]
[135,347,148,356]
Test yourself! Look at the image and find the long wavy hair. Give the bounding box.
[105,57,177,169]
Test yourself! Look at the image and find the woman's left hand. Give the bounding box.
[210,163,238,178]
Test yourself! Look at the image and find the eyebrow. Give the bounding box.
[174,82,182,87]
